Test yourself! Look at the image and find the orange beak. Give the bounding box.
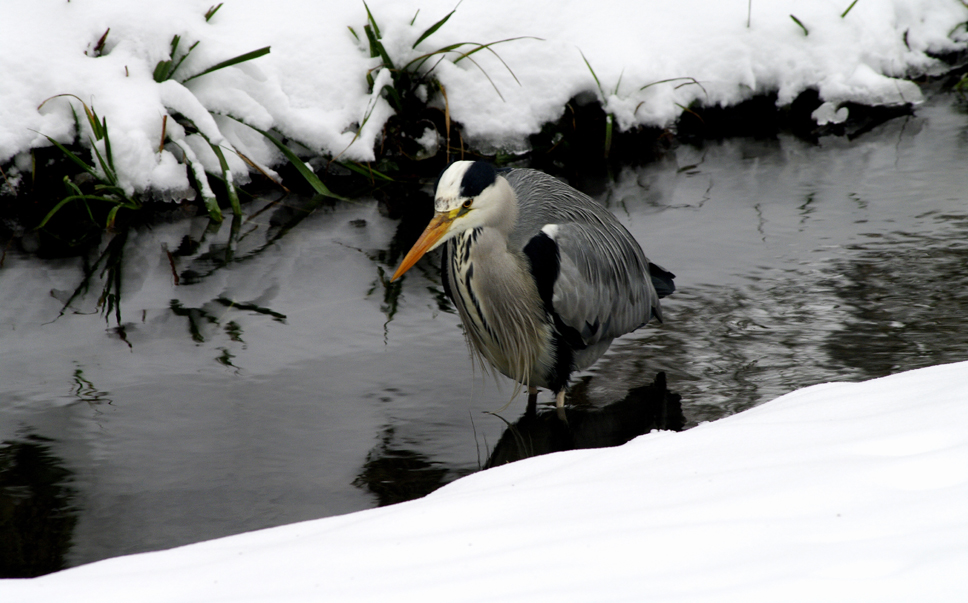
[391,212,456,281]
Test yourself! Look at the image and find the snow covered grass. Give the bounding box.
[33,95,143,231]
[2,361,966,602]
[2,0,967,206]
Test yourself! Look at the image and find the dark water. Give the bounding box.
[1,92,967,575]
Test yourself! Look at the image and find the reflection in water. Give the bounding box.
[169,297,286,343]
[353,374,682,506]
[353,427,456,507]
[171,190,333,286]
[50,227,128,328]
[633,213,968,426]
[485,373,683,468]
[0,436,77,578]
[823,227,968,378]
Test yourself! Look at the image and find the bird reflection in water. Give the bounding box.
[353,373,683,506]
[485,372,683,468]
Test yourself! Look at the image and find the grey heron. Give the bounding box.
[392,161,675,411]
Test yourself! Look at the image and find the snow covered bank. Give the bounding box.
[2,0,966,197]
[2,361,966,602]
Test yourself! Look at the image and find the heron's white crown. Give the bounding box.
[418,161,520,258]
[433,161,475,212]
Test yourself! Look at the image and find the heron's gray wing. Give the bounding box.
[505,168,660,346]
[543,221,658,346]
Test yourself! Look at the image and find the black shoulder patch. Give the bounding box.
[522,231,559,312]
[524,229,588,394]
[460,161,496,198]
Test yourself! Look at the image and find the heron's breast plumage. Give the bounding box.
[444,227,555,390]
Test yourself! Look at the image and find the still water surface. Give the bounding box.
[1,93,966,574]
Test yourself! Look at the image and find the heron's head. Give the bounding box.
[392,161,515,281]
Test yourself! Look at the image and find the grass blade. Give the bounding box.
[89,138,118,187]
[153,59,173,82]
[83,104,104,140]
[380,81,404,112]
[92,28,110,57]
[37,193,119,229]
[207,142,242,216]
[639,77,709,101]
[106,203,122,231]
[183,46,270,83]
[408,37,537,83]
[40,134,99,179]
[364,25,395,71]
[37,192,80,229]
[337,160,394,181]
[579,49,605,98]
[174,140,223,222]
[169,41,200,80]
[451,36,539,66]
[841,0,859,17]
[205,3,223,21]
[246,124,347,200]
[790,14,809,35]
[363,1,382,39]
[413,7,456,49]
[458,54,506,101]
[604,114,613,159]
[154,35,181,82]
[101,116,116,174]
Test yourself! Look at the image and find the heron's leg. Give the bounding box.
[526,386,538,416]
[555,389,567,422]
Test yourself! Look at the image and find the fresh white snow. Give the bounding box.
[1,360,966,602]
[2,0,967,599]
[2,0,967,196]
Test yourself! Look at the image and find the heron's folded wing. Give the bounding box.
[529,221,658,348]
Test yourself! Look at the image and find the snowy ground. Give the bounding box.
[2,0,967,197]
[1,360,966,602]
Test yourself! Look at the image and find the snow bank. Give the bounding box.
[2,361,966,602]
[2,0,966,196]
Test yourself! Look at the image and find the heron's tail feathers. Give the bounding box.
[648,262,676,299]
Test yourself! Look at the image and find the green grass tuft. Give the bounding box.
[359,2,534,114]
[35,95,141,231]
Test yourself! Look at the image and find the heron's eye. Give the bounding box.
[462,199,473,209]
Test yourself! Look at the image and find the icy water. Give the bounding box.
[2,92,967,575]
